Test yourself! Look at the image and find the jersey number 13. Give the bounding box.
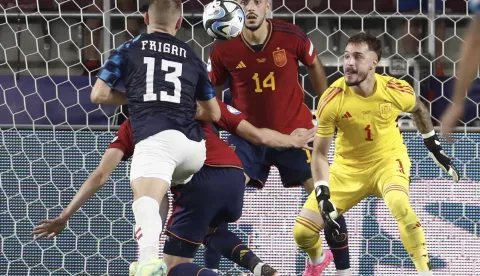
[143,57,182,103]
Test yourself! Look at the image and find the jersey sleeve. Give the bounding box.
[469,0,480,13]
[107,119,134,160]
[208,47,229,86]
[97,44,128,88]
[315,87,342,137]
[196,58,217,101]
[215,99,247,134]
[296,30,317,66]
[386,78,416,112]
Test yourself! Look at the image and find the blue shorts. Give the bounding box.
[164,166,245,258]
[228,135,312,189]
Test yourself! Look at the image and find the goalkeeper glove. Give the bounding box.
[423,130,459,183]
[314,181,340,233]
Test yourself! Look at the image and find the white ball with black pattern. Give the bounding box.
[203,0,245,40]
[470,0,480,13]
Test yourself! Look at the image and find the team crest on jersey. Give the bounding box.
[379,102,392,119]
[273,48,287,67]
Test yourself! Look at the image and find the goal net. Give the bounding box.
[0,0,479,275]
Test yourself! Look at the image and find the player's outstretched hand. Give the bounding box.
[32,217,67,240]
[423,133,459,183]
[290,127,316,150]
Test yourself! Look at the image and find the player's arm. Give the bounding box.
[91,79,127,105]
[91,47,128,105]
[236,120,314,149]
[409,96,459,182]
[440,15,480,134]
[306,57,328,97]
[311,87,341,231]
[32,148,124,240]
[197,58,221,122]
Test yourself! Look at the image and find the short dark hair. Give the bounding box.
[347,32,382,62]
[149,0,182,25]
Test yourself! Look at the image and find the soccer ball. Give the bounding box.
[203,0,245,40]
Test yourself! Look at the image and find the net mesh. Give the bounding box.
[0,0,479,275]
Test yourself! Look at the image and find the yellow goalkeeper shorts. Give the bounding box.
[303,152,411,214]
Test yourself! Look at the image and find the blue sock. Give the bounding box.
[204,226,261,272]
[204,242,222,270]
[168,262,218,275]
[324,215,350,270]
[204,223,225,270]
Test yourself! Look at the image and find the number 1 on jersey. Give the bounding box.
[364,124,374,141]
[143,57,182,103]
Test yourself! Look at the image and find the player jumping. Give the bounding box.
[207,0,351,274]
[294,32,459,276]
[32,100,313,275]
[89,0,221,274]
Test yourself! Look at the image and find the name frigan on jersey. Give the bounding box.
[141,40,187,58]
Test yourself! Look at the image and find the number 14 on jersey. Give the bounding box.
[252,72,275,93]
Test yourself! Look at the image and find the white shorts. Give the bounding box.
[130,130,206,185]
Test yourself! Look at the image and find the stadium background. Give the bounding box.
[1,0,479,275]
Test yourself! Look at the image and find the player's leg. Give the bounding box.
[273,147,351,273]
[130,130,205,275]
[374,156,431,274]
[168,263,218,275]
[323,215,350,275]
[293,166,367,275]
[205,167,277,276]
[163,166,225,273]
[203,223,223,272]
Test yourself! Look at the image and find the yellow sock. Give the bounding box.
[293,216,324,263]
[384,187,431,272]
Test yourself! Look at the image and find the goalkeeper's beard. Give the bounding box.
[345,71,368,87]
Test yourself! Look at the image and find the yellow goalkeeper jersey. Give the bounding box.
[315,74,416,166]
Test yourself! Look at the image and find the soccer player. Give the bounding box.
[89,0,221,274]
[207,0,351,273]
[440,1,480,137]
[32,100,313,276]
[293,32,459,275]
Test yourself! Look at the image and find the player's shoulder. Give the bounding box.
[270,19,308,40]
[380,75,414,95]
[321,77,347,100]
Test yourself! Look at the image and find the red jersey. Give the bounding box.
[208,19,316,135]
[107,100,246,168]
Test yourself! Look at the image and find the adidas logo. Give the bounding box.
[239,249,249,260]
[342,112,352,119]
[412,221,422,229]
[236,61,246,69]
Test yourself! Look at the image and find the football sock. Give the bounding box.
[204,227,260,272]
[324,215,350,270]
[132,196,162,262]
[204,244,221,270]
[204,224,225,270]
[337,269,351,275]
[384,186,431,272]
[168,263,218,275]
[293,216,324,265]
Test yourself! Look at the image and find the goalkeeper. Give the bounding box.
[293,32,459,276]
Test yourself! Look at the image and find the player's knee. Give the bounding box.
[384,189,411,221]
[293,216,321,249]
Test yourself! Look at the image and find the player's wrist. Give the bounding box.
[314,180,330,200]
[421,130,436,139]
